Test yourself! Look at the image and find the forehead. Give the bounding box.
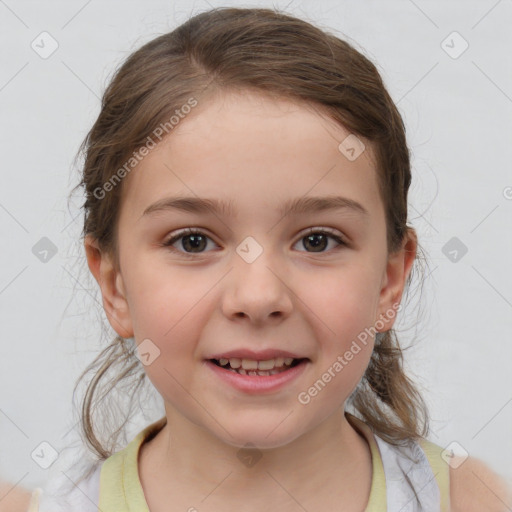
[119,90,383,223]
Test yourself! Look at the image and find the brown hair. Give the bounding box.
[71,6,430,461]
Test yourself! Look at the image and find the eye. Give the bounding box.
[161,227,347,257]
[293,227,347,253]
[161,228,217,256]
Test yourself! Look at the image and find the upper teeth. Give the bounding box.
[217,357,295,370]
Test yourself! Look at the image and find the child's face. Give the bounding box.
[87,90,414,448]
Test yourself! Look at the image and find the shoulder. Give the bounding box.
[0,480,32,512]
[449,455,512,512]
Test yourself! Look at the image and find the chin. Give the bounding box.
[213,421,304,451]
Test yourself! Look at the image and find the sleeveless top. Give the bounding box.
[29,412,450,512]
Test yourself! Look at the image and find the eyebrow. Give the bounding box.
[140,195,369,219]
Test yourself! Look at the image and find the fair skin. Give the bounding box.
[0,481,31,512]
[83,90,510,511]
[449,458,512,512]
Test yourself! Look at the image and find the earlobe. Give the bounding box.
[84,235,134,339]
[376,229,417,332]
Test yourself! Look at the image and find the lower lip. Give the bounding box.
[205,359,309,394]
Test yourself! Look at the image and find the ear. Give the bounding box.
[84,234,134,339]
[375,228,417,332]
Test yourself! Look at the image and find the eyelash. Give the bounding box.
[161,227,348,258]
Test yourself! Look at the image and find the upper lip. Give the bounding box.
[207,349,307,361]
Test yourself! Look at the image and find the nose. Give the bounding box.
[221,250,293,325]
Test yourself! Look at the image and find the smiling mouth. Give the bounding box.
[209,358,307,376]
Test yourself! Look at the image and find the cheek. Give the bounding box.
[297,269,378,389]
[125,276,212,403]
[133,304,206,408]
[299,266,381,340]
[127,264,212,340]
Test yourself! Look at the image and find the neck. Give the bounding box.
[139,407,372,510]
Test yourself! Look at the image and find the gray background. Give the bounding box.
[1,0,511,493]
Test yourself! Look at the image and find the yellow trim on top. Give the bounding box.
[346,413,387,512]
[418,437,451,512]
[98,417,166,511]
[27,487,42,512]
[98,413,389,511]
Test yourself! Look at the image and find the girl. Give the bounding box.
[25,6,510,512]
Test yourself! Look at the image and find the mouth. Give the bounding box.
[208,357,308,376]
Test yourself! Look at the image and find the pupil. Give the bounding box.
[304,234,326,252]
[183,235,205,252]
